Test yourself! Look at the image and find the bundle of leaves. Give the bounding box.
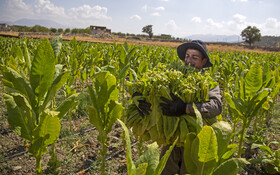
[126,63,218,146]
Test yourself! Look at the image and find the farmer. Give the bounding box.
[134,40,223,175]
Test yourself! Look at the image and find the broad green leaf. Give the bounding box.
[95,71,118,108]
[197,126,218,163]
[213,158,249,175]
[106,100,123,133]
[129,67,137,81]
[88,85,98,110]
[118,64,130,80]
[135,163,148,175]
[224,92,242,117]
[137,60,149,78]
[0,66,35,104]
[50,34,62,58]
[211,121,233,158]
[3,93,33,140]
[30,39,55,100]
[251,143,273,155]
[179,118,189,143]
[41,71,70,111]
[11,45,24,64]
[193,103,203,133]
[37,110,60,146]
[30,111,60,158]
[135,142,159,175]
[222,144,238,160]
[22,42,31,71]
[88,106,103,133]
[56,93,79,119]
[245,63,262,98]
[117,119,136,174]
[184,133,197,174]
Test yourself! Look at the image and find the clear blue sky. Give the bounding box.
[0,0,279,37]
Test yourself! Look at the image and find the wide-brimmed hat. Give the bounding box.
[177,40,213,68]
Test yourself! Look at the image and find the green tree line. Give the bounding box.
[9,25,91,34]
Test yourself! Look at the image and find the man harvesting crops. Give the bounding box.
[133,40,223,175]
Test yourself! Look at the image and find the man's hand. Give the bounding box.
[160,93,186,116]
[132,92,152,117]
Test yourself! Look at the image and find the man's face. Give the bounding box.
[184,49,207,69]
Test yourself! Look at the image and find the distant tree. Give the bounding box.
[11,25,31,32]
[241,26,261,47]
[31,25,49,33]
[84,27,91,34]
[71,28,79,34]
[142,25,153,39]
[64,28,70,34]
[57,28,63,33]
[50,28,57,33]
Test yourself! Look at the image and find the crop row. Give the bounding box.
[0,35,279,175]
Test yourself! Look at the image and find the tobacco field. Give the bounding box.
[0,35,280,175]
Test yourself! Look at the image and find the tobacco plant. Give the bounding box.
[87,71,123,174]
[0,38,77,174]
[225,63,279,157]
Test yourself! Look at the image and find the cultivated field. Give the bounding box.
[0,35,279,175]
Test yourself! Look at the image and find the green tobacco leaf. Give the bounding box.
[135,163,148,175]
[129,67,137,81]
[222,144,238,160]
[135,142,159,175]
[193,103,203,133]
[88,106,103,133]
[117,119,136,174]
[224,92,242,117]
[37,110,61,146]
[118,64,130,80]
[137,60,149,78]
[3,93,33,140]
[251,143,273,155]
[50,34,62,58]
[95,71,118,108]
[106,100,123,133]
[198,126,218,163]
[41,71,70,111]
[30,111,60,158]
[154,137,178,175]
[184,133,198,174]
[88,85,97,110]
[22,42,31,71]
[30,39,55,100]
[245,63,262,98]
[191,135,217,175]
[56,93,79,119]
[213,158,249,175]
[211,121,233,159]
[11,45,24,63]
[0,66,35,104]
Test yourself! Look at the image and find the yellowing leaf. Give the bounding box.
[197,126,218,162]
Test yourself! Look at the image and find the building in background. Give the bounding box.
[90,26,111,35]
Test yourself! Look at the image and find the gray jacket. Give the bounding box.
[187,85,222,118]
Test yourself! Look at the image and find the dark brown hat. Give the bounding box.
[177,40,213,68]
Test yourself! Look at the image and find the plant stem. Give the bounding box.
[101,138,107,175]
[237,119,247,158]
[36,157,42,175]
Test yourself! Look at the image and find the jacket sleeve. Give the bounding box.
[187,85,223,118]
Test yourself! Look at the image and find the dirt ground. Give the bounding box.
[0,107,141,175]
